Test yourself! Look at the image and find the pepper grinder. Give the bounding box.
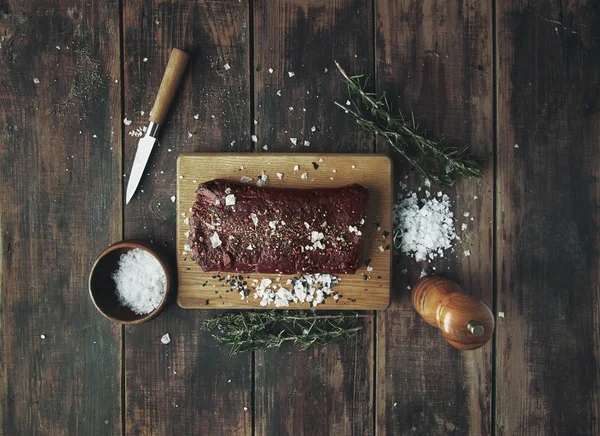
[411,276,494,350]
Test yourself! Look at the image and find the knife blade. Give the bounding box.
[126,132,158,204]
[125,48,190,204]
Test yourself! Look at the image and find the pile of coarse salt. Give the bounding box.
[252,274,340,307]
[393,184,457,261]
[112,248,167,315]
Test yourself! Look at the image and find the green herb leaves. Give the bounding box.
[201,311,363,355]
[335,62,484,186]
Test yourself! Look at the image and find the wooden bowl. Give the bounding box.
[89,240,173,324]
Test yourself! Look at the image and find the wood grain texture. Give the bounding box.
[0,0,122,434]
[375,0,494,434]
[176,153,392,310]
[496,1,600,434]
[253,1,375,434]
[149,48,190,125]
[122,1,252,434]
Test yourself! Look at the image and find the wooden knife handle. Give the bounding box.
[411,276,494,350]
[149,48,190,125]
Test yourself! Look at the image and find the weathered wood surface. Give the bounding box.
[122,1,252,434]
[375,0,494,434]
[0,0,122,434]
[1,0,599,435]
[496,1,600,434]
[253,1,375,435]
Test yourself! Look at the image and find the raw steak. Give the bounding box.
[188,179,368,274]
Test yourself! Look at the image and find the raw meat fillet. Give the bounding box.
[188,179,368,274]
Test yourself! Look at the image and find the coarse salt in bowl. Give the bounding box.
[89,241,172,324]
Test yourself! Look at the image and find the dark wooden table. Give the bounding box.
[1,1,599,435]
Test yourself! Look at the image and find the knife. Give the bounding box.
[126,48,190,204]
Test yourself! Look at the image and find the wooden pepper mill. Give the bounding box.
[411,276,494,350]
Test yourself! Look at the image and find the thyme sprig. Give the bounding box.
[201,311,364,355]
[335,61,484,186]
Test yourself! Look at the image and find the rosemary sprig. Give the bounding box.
[335,61,484,186]
[201,311,363,355]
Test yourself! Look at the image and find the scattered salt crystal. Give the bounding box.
[348,226,362,235]
[141,111,145,115]
[188,131,193,138]
[276,172,283,179]
[367,266,373,272]
[437,191,442,197]
[301,172,308,180]
[224,63,231,70]
[304,141,310,147]
[461,223,468,231]
[210,232,222,248]
[254,119,258,125]
[288,71,295,77]
[324,68,328,73]
[183,217,190,225]
[194,114,199,119]
[290,138,297,145]
[161,334,171,344]
[463,250,471,257]
[474,195,478,200]
[332,169,337,173]
[251,135,258,142]
[401,269,407,274]
[170,196,176,203]
[289,107,294,111]
[293,165,299,171]
[231,140,236,147]
[330,177,334,180]
[93,134,97,138]
[33,78,40,84]
[310,126,316,132]
[276,90,282,96]
[179,175,183,179]
[423,178,431,188]
[244,407,248,411]
[225,194,236,206]
[346,100,351,106]
[240,176,253,183]
[263,145,269,151]
[40,334,46,339]
[123,118,132,126]
[112,249,166,315]
[268,68,273,73]
[250,213,259,226]
[420,270,427,278]
[256,171,268,187]
[514,144,519,148]
[379,245,385,252]
[463,212,470,217]
[143,57,148,62]
[351,165,356,169]
[498,312,505,318]
[407,286,411,290]
[168,149,172,152]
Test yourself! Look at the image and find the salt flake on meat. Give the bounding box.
[210,232,222,248]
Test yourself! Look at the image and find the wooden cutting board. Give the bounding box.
[176,153,392,309]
